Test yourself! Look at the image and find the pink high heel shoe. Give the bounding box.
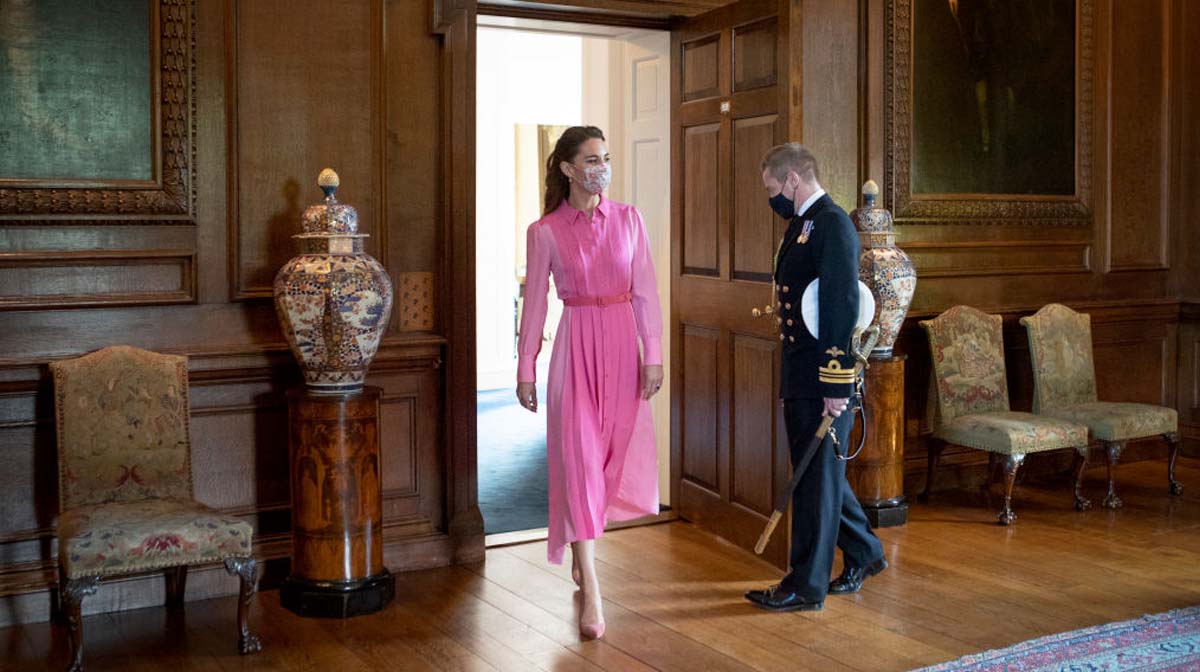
[580,620,606,639]
[579,591,605,639]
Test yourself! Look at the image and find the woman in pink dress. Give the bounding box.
[516,126,664,639]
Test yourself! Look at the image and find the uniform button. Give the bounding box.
[780,333,785,341]
[782,286,789,293]
[789,335,795,342]
[787,319,793,326]
[785,303,792,310]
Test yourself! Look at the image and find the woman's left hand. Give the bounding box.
[641,365,664,399]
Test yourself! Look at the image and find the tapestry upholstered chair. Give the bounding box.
[50,346,261,672]
[1020,303,1182,508]
[920,306,1091,524]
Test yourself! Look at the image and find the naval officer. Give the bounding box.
[745,143,887,612]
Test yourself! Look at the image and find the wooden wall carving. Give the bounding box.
[0,0,195,222]
[398,272,436,332]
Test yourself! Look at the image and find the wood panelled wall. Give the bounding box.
[0,0,1196,628]
[0,0,481,627]
[1173,0,1200,451]
[844,0,1199,488]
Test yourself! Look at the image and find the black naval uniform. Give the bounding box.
[774,193,884,601]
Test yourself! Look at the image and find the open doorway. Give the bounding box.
[474,17,672,541]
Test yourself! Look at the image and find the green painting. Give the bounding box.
[0,0,153,182]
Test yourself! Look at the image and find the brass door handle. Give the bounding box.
[751,305,775,318]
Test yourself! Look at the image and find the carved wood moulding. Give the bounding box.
[0,0,195,223]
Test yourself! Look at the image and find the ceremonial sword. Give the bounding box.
[754,324,880,555]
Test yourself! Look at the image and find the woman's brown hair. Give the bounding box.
[543,126,606,215]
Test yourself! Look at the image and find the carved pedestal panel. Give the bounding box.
[847,355,908,527]
[281,386,394,618]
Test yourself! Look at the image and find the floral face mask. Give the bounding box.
[576,162,611,195]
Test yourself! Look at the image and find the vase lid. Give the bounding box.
[299,168,363,237]
[850,178,893,234]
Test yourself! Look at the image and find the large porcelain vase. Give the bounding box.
[850,180,915,356]
[274,169,392,391]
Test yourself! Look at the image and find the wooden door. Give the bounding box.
[670,0,797,567]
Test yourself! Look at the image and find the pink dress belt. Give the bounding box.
[562,292,632,307]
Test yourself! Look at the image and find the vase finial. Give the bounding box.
[862,179,879,207]
[318,168,340,201]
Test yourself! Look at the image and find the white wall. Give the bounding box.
[476,29,582,390]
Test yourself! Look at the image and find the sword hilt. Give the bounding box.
[851,325,881,366]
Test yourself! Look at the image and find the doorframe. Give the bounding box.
[433,0,686,557]
[433,0,484,564]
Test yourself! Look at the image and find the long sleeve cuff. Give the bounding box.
[818,380,856,399]
[817,352,856,398]
[641,336,663,367]
[517,356,537,384]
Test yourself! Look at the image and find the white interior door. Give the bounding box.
[616,30,673,505]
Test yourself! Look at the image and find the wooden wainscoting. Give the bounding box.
[899,299,1181,494]
[0,337,448,627]
[1178,302,1200,455]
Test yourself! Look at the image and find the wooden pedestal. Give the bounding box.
[847,355,908,528]
[280,386,394,618]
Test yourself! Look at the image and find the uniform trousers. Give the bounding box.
[781,397,885,600]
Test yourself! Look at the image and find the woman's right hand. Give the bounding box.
[516,382,538,413]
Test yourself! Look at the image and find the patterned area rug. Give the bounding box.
[912,606,1200,671]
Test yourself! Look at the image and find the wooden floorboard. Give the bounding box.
[6,457,1200,671]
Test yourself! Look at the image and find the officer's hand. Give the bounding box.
[516,382,538,413]
[822,397,850,418]
[641,365,664,400]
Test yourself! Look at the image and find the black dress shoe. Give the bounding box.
[828,557,888,595]
[744,584,823,612]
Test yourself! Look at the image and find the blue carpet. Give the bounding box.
[477,386,550,534]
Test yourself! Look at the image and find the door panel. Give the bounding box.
[730,334,778,515]
[671,0,795,567]
[682,124,721,276]
[731,114,780,281]
[680,324,720,491]
[681,35,721,101]
[732,17,778,92]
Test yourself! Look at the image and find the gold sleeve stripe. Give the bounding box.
[817,370,856,381]
[819,374,855,384]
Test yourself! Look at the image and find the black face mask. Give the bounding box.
[768,191,795,220]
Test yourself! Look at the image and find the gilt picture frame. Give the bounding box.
[0,0,194,222]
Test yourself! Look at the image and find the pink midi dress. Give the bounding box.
[517,196,663,565]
